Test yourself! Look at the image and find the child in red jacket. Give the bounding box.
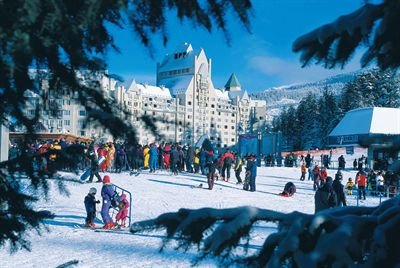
[115,193,129,227]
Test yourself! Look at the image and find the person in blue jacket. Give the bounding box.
[199,148,207,175]
[149,143,158,173]
[101,175,115,229]
[248,154,258,192]
[84,187,100,227]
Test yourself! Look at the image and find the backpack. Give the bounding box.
[111,191,121,208]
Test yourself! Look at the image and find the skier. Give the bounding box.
[338,155,346,170]
[115,193,129,228]
[244,154,257,192]
[87,144,102,183]
[312,164,320,190]
[206,159,218,190]
[84,187,100,227]
[199,148,207,175]
[234,154,243,184]
[355,169,367,200]
[345,178,355,195]
[221,149,234,181]
[170,145,179,175]
[299,163,306,181]
[143,145,150,169]
[376,171,385,195]
[101,175,115,229]
[149,143,158,173]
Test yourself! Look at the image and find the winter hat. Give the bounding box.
[325,176,333,184]
[103,175,111,184]
[120,193,127,200]
[89,187,97,195]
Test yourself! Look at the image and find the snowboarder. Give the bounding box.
[115,193,129,228]
[84,187,100,227]
[101,175,115,229]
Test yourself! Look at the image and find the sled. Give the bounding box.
[80,156,106,181]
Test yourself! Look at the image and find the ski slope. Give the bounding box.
[1,164,382,268]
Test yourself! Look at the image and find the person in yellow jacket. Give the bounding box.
[106,143,115,172]
[194,148,200,173]
[48,140,62,173]
[345,177,355,195]
[299,163,307,181]
[49,140,62,161]
[143,145,150,169]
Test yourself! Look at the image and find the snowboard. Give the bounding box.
[80,156,106,181]
[243,172,250,191]
[191,183,203,189]
[129,170,141,176]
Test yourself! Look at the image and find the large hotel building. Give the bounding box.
[26,43,266,148]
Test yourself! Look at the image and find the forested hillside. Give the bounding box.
[267,69,400,151]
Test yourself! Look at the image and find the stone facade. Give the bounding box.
[23,43,266,148]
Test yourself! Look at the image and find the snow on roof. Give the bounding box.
[158,44,201,73]
[214,88,230,101]
[250,99,267,107]
[330,107,400,136]
[158,75,193,94]
[136,83,171,98]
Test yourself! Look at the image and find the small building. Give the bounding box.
[329,107,400,170]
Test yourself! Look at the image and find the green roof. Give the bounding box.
[224,73,241,89]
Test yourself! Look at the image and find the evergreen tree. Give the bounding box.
[318,88,339,148]
[293,0,400,70]
[0,0,253,252]
[295,93,319,150]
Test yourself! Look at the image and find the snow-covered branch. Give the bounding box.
[132,197,400,267]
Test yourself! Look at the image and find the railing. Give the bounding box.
[350,186,399,206]
[110,184,133,227]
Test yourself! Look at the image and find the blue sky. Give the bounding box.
[107,0,369,93]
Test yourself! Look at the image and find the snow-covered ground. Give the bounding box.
[1,164,384,268]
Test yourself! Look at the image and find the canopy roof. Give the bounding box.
[329,107,400,146]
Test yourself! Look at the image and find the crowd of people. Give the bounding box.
[8,139,399,226]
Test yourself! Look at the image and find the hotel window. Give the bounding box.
[79,110,86,116]
[64,120,70,126]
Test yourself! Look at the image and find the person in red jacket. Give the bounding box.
[356,169,367,200]
[220,150,235,181]
[319,167,328,183]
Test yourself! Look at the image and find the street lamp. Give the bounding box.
[257,130,262,167]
